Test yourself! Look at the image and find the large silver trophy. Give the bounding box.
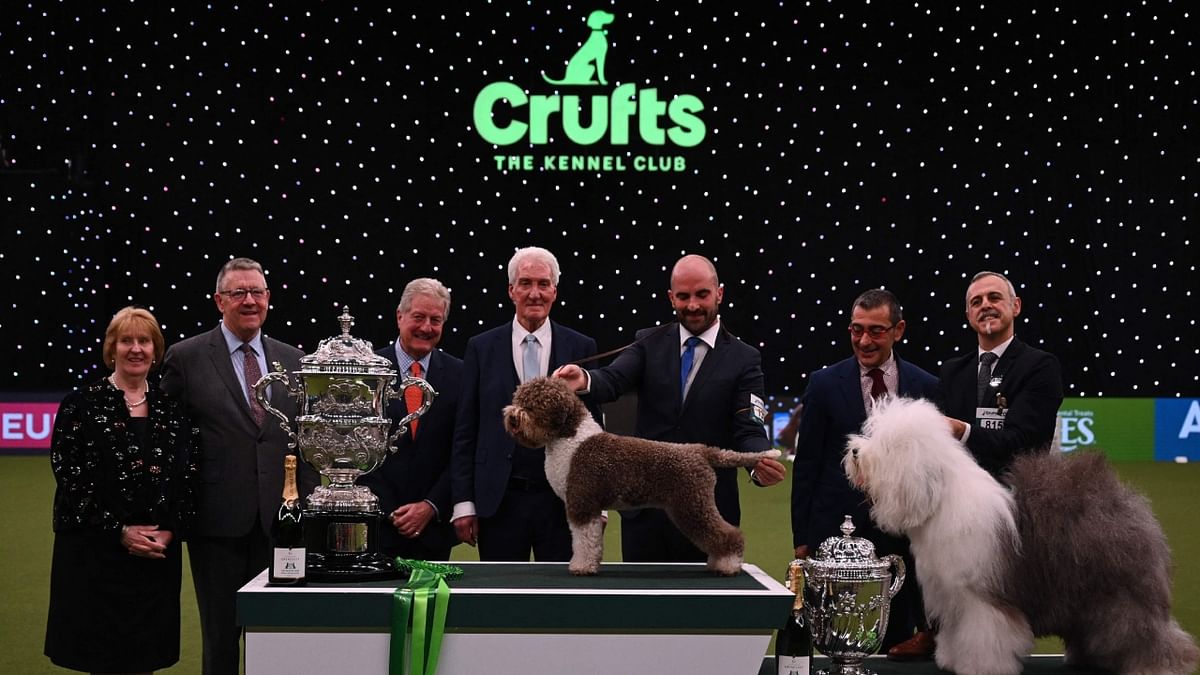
[789,516,906,675]
[254,306,436,581]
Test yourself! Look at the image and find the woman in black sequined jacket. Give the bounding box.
[45,306,200,674]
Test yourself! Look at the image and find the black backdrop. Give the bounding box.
[3,2,1196,399]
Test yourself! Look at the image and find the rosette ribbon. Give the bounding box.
[389,559,463,675]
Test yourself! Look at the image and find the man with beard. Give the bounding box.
[450,247,603,561]
[555,254,786,563]
[888,272,1065,660]
[939,270,1064,478]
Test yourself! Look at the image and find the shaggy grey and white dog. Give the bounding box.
[503,377,781,576]
[843,396,1198,675]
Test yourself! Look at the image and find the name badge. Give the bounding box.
[749,394,767,425]
[976,407,1007,429]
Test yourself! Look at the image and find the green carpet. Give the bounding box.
[5,455,1198,674]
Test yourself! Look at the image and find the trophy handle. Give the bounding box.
[882,554,907,598]
[386,376,438,449]
[253,363,301,450]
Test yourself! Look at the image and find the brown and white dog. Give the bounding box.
[503,377,780,575]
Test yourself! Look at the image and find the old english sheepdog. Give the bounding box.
[843,396,1198,675]
[503,377,781,576]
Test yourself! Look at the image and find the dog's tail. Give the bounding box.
[542,72,568,85]
[703,448,782,468]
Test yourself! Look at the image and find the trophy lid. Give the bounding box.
[803,515,895,582]
[299,306,396,375]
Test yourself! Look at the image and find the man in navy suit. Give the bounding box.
[939,271,1064,477]
[789,288,938,654]
[161,257,317,675]
[450,247,602,561]
[359,278,462,561]
[555,254,786,563]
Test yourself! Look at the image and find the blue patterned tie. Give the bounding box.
[680,336,702,397]
[522,334,541,383]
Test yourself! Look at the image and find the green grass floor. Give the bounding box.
[5,455,1198,673]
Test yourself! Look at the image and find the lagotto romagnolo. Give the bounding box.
[845,396,1199,675]
[503,377,780,576]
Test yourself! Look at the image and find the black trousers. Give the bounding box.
[477,484,572,561]
[187,525,271,675]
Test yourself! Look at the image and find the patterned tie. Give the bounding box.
[522,334,541,383]
[405,361,423,439]
[680,336,702,397]
[867,367,888,400]
[241,343,266,426]
[977,351,999,406]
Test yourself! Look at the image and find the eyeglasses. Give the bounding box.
[848,323,896,339]
[218,287,269,301]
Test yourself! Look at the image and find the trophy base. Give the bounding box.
[302,509,402,583]
[305,551,403,582]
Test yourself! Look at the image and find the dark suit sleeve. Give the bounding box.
[732,346,771,453]
[964,350,1063,471]
[585,331,649,403]
[450,339,482,505]
[790,374,827,549]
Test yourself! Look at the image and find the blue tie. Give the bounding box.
[680,336,702,397]
[522,334,541,383]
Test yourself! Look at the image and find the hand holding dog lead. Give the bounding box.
[552,364,587,391]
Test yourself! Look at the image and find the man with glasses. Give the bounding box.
[161,257,315,675]
[790,288,937,655]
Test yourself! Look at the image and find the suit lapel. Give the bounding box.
[838,359,868,420]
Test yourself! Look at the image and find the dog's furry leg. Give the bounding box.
[935,595,1031,675]
[664,504,744,576]
[567,517,604,576]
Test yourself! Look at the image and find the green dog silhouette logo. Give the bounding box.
[542,10,615,86]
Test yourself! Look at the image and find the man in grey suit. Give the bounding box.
[161,257,316,675]
[555,254,786,562]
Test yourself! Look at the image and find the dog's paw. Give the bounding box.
[707,555,743,576]
[569,563,600,576]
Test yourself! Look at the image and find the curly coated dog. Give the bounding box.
[844,396,1199,675]
[503,377,780,575]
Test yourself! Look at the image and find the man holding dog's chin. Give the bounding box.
[939,271,1063,478]
[554,254,785,564]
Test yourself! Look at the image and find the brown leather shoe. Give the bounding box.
[886,631,935,661]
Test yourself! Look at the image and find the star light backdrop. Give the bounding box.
[2,2,1196,400]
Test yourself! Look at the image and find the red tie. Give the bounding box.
[241,343,266,426]
[404,361,422,439]
[867,368,888,400]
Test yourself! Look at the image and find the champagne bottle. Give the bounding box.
[776,562,812,675]
[269,454,306,586]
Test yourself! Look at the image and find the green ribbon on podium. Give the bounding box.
[389,560,463,675]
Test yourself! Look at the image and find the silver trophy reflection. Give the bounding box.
[789,515,906,675]
[254,306,436,581]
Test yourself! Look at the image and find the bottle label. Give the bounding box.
[273,547,306,578]
[776,655,811,675]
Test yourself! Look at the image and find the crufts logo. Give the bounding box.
[473,9,706,173]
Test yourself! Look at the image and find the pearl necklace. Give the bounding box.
[109,374,148,411]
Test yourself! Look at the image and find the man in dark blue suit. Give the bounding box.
[790,288,938,655]
[359,278,462,561]
[939,271,1064,477]
[450,247,602,561]
[555,254,787,563]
